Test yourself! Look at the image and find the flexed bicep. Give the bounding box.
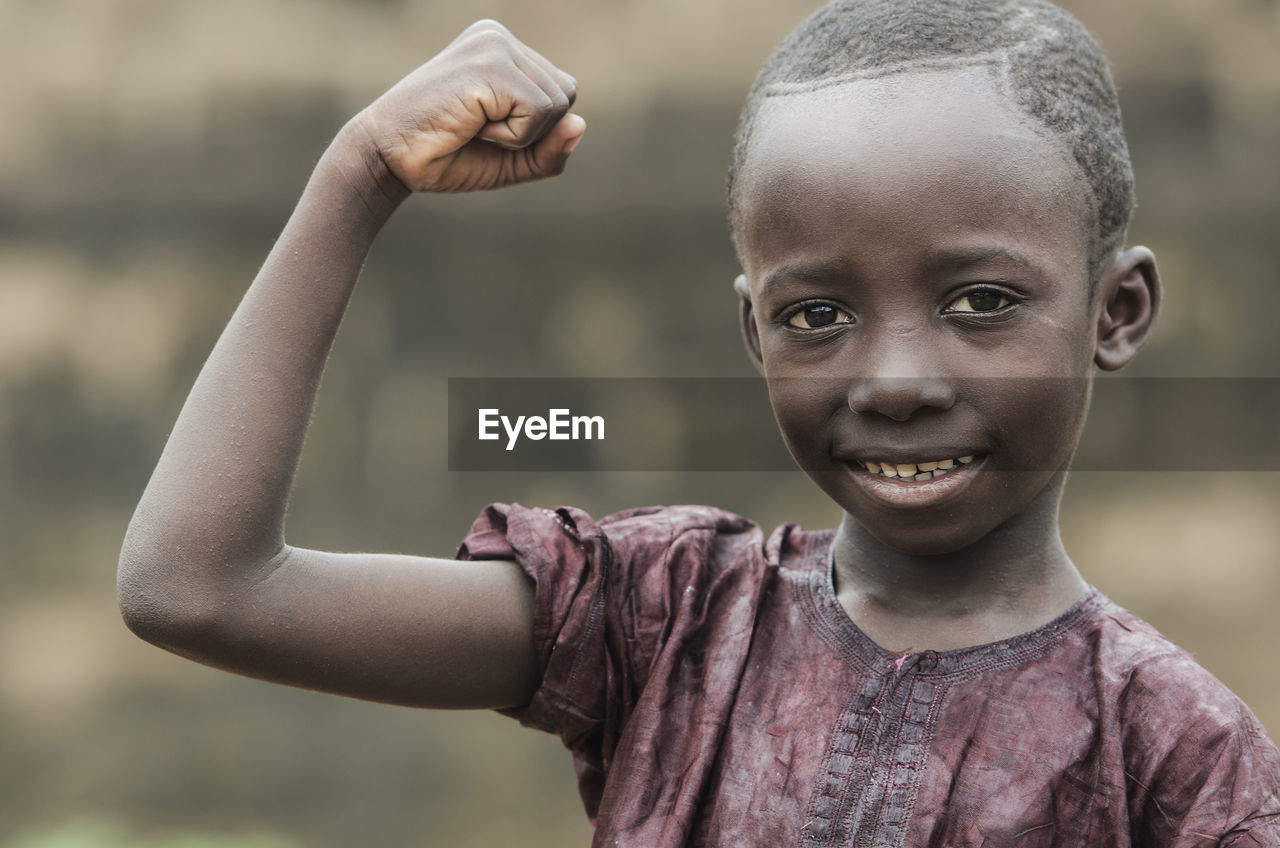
[117,19,567,710]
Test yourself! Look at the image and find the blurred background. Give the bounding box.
[1,0,1278,844]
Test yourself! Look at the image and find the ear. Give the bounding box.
[1094,246,1161,372]
[734,274,765,376]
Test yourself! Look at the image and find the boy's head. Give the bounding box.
[728,0,1133,274]
[728,0,1161,555]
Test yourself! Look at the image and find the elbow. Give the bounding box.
[116,555,214,652]
[116,505,287,654]
[117,572,185,648]
[116,527,225,651]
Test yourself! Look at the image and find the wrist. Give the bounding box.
[314,117,413,227]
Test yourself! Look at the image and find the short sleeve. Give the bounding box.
[454,501,769,821]
[455,503,618,747]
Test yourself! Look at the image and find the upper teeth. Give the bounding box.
[862,456,975,480]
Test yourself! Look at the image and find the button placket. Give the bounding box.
[861,673,942,847]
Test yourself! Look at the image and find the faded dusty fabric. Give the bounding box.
[457,503,1280,847]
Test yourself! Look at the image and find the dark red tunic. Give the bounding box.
[458,503,1280,847]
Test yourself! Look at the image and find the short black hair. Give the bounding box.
[728,0,1133,273]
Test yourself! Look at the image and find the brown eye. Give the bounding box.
[947,289,1011,313]
[787,304,853,329]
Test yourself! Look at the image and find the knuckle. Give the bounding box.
[460,80,494,103]
[526,87,555,113]
[465,18,508,34]
[460,27,513,58]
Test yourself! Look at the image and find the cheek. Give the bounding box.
[765,378,841,463]
[757,329,856,385]
[757,333,815,380]
[1023,293,1099,377]
[982,377,1092,470]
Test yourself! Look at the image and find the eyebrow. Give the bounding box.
[759,262,848,297]
[925,245,1040,273]
[758,246,1045,296]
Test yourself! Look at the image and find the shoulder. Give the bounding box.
[459,501,800,598]
[1086,599,1262,734]
[462,502,758,550]
[1085,597,1280,836]
[596,505,836,602]
[595,503,760,545]
[595,504,767,575]
[1081,599,1266,747]
[458,503,807,745]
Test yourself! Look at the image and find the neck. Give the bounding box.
[831,471,1089,652]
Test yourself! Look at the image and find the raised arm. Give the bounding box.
[117,21,584,709]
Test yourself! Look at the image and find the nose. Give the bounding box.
[847,373,956,422]
[844,318,958,420]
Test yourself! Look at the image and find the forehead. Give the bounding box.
[736,66,1093,283]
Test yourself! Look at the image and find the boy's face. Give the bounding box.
[734,67,1109,555]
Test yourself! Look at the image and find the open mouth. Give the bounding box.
[853,455,978,482]
[844,453,987,508]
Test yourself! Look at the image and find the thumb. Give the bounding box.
[511,113,586,182]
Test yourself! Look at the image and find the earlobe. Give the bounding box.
[734,274,765,376]
[1094,247,1161,372]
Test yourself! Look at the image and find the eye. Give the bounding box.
[944,288,1013,314]
[785,303,854,330]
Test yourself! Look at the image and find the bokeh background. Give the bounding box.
[2,0,1278,845]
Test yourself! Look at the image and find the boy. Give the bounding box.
[118,1,1280,845]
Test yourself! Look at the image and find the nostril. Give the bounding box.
[847,377,956,421]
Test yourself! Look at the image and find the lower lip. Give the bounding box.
[845,457,984,509]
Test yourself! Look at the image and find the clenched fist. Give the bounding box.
[350,20,585,193]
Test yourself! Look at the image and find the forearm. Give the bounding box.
[119,122,410,630]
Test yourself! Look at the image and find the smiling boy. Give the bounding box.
[119,0,1280,845]
[735,61,1119,652]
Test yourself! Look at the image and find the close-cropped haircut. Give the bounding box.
[728,0,1133,275]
